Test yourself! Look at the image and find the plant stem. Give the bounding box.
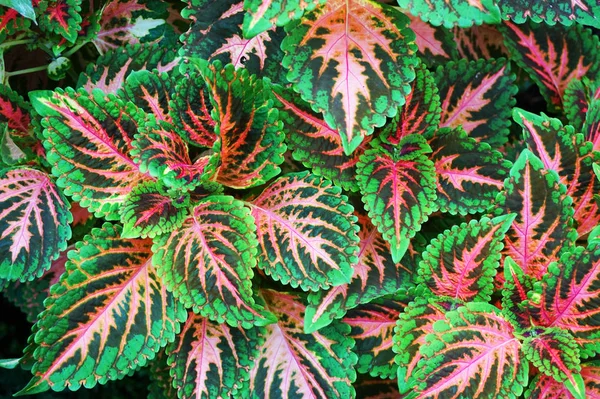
[5,65,48,77]
[0,39,35,49]
[63,41,89,57]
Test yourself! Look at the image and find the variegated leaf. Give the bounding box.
[0,84,31,135]
[249,289,357,398]
[29,88,153,220]
[429,126,512,215]
[242,0,326,38]
[398,0,501,28]
[500,21,600,111]
[272,83,370,192]
[435,58,517,147]
[152,195,276,328]
[564,77,600,133]
[407,14,457,66]
[0,6,31,36]
[494,149,576,279]
[453,24,508,60]
[304,212,419,333]
[282,0,418,155]
[499,0,600,28]
[525,360,600,399]
[147,349,177,399]
[249,172,359,291]
[167,311,264,399]
[36,0,82,43]
[417,214,514,302]
[585,98,600,152]
[0,168,71,282]
[357,136,437,263]
[119,69,174,123]
[502,256,536,331]
[581,361,600,398]
[17,223,186,395]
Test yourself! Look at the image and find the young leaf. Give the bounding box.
[249,289,357,398]
[397,0,501,28]
[429,126,512,215]
[499,0,600,29]
[152,195,276,328]
[435,58,517,147]
[417,213,514,302]
[502,256,536,331]
[17,223,186,395]
[36,0,82,43]
[0,168,71,282]
[357,136,437,263]
[29,88,153,220]
[242,0,326,38]
[249,172,359,291]
[407,14,458,66]
[119,69,174,123]
[493,149,576,279]
[167,311,264,399]
[281,0,419,155]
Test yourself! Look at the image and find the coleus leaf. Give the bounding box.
[502,256,536,331]
[119,180,189,239]
[408,302,528,399]
[152,195,276,328]
[417,213,515,302]
[500,21,600,111]
[493,149,576,279]
[249,289,357,398]
[119,69,174,123]
[429,126,512,215]
[515,108,600,236]
[407,14,457,66]
[0,168,71,282]
[191,60,286,189]
[435,57,517,147]
[17,223,186,395]
[356,135,437,263]
[564,77,600,132]
[452,24,508,60]
[242,0,326,38]
[397,0,501,28]
[0,6,31,36]
[166,311,264,399]
[0,84,32,135]
[525,360,600,399]
[272,83,370,192]
[584,99,600,152]
[282,0,419,155]
[36,0,82,43]
[532,243,600,358]
[249,171,359,291]
[498,0,600,29]
[0,0,36,21]
[29,88,153,220]
[147,349,177,399]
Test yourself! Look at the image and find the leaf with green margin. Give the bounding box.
[502,256,536,331]
[344,297,405,378]
[242,0,325,38]
[452,24,509,60]
[355,376,400,399]
[356,135,437,263]
[0,6,30,37]
[190,60,285,189]
[152,195,275,328]
[429,126,512,215]
[398,0,500,28]
[29,88,153,220]
[147,349,177,399]
[282,0,418,155]
[249,171,359,291]
[119,180,189,239]
[564,78,595,131]
[118,69,174,123]
[515,108,600,236]
[0,0,35,21]
[380,63,441,146]
[16,223,186,395]
[249,289,357,398]
[493,149,576,279]
[409,303,528,399]
[0,83,31,135]
[584,98,600,152]
[435,58,517,147]
[417,213,514,302]
[524,374,579,399]
[522,327,584,399]
[498,0,600,29]
[0,168,71,282]
[531,243,600,358]
[500,21,600,111]
[167,311,264,399]
[77,43,180,94]
[407,14,458,67]
[304,211,419,333]
[271,83,370,192]
[36,0,82,43]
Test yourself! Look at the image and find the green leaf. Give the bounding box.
[242,0,326,38]
[498,0,600,29]
[36,0,82,43]
[502,256,536,331]
[0,0,35,21]
[119,69,175,123]
[398,0,501,28]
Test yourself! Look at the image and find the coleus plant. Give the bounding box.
[1,0,600,398]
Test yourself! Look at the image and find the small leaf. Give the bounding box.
[242,0,326,38]
[499,0,600,28]
[36,0,82,43]
[119,69,174,123]
[502,256,536,331]
[397,0,501,28]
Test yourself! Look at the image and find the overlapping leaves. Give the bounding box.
[397,0,500,28]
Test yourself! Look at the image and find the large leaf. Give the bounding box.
[242,0,326,38]
[493,149,576,279]
[167,311,264,399]
[417,213,514,302]
[153,195,274,328]
[249,171,359,291]
[356,136,437,263]
[29,88,153,220]
[499,0,600,28]
[500,21,600,111]
[407,14,457,66]
[282,0,418,155]
[435,58,517,147]
[249,289,357,398]
[0,168,71,282]
[525,360,600,399]
[429,126,512,215]
[119,69,174,123]
[17,223,186,395]
[397,0,500,28]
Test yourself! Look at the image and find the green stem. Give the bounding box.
[63,41,89,57]
[0,39,35,49]
[5,65,48,77]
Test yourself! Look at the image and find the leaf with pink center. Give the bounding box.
[564,77,600,135]
[525,360,600,399]
[250,171,359,291]
[242,0,326,38]
[0,84,32,135]
[36,0,82,43]
[16,223,186,395]
[407,14,457,66]
[119,70,175,124]
[452,24,508,60]
[435,58,517,147]
[502,256,536,331]
[282,0,419,155]
[248,289,357,398]
[0,168,71,283]
[397,0,500,28]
